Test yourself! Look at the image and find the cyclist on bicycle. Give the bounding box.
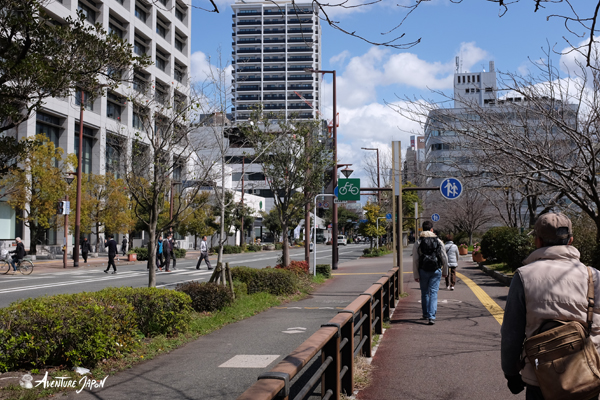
[9,237,25,272]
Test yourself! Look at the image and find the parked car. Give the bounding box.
[337,235,347,246]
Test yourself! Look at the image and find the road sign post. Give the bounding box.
[337,178,360,201]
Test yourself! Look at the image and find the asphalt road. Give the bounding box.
[0,243,369,307]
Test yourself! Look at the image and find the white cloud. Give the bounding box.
[190,51,233,87]
[330,50,351,65]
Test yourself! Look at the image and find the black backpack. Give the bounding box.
[419,237,440,272]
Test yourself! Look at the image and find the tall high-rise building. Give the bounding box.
[231,0,322,122]
[1,0,192,251]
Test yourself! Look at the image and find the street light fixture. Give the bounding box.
[361,147,380,204]
[305,67,339,269]
[341,166,353,178]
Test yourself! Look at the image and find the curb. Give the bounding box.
[478,263,512,286]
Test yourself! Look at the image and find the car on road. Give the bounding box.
[310,242,314,252]
[337,235,347,246]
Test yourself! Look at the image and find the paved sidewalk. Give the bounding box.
[65,253,399,400]
[357,254,521,400]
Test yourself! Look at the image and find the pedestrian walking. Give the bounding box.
[169,235,177,270]
[81,237,91,264]
[155,236,164,271]
[444,235,459,290]
[412,221,448,325]
[163,234,172,272]
[121,236,128,256]
[196,235,212,270]
[104,234,118,274]
[501,213,600,399]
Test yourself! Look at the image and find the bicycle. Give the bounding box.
[339,181,359,196]
[0,249,34,275]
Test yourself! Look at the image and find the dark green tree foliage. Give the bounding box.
[480,226,534,271]
[243,112,332,267]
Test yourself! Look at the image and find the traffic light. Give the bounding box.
[57,201,64,215]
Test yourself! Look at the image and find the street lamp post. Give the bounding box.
[306,68,338,269]
[72,90,85,267]
[361,147,380,204]
[63,174,75,268]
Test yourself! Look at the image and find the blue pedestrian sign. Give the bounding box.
[440,177,463,200]
[386,213,392,220]
[431,213,440,222]
[333,186,339,198]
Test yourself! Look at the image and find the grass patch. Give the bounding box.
[353,355,374,391]
[1,273,331,400]
[484,262,515,277]
[362,249,393,258]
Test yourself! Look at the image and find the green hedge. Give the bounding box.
[96,287,192,337]
[0,287,193,371]
[130,246,149,260]
[481,227,534,271]
[316,264,331,278]
[231,266,298,295]
[0,293,138,371]
[174,248,187,258]
[175,281,233,312]
[246,244,262,252]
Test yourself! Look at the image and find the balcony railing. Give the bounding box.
[288,47,312,52]
[288,57,313,62]
[237,30,262,35]
[263,57,285,62]
[263,67,285,71]
[264,48,285,53]
[263,76,285,81]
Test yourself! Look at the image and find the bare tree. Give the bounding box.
[393,50,600,243]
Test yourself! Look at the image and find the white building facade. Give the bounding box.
[1,0,191,253]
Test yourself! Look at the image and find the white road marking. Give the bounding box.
[219,355,279,368]
[0,272,145,294]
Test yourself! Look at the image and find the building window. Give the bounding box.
[175,38,184,52]
[477,75,480,83]
[135,5,147,22]
[134,41,146,56]
[109,22,123,39]
[155,83,168,106]
[156,21,167,38]
[35,112,61,149]
[175,5,185,21]
[174,64,185,83]
[156,50,169,72]
[133,72,148,92]
[106,92,123,121]
[74,124,95,174]
[132,111,144,130]
[105,134,123,179]
[78,1,96,23]
[75,88,93,110]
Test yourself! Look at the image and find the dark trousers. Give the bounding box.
[445,267,456,287]
[171,252,176,269]
[106,254,116,272]
[196,251,211,269]
[82,251,88,263]
[164,252,171,271]
[122,246,127,256]
[156,252,164,269]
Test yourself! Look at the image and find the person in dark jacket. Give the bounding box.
[104,235,118,274]
[169,235,177,270]
[163,234,172,272]
[81,238,91,263]
[121,236,128,256]
[9,237,26,271]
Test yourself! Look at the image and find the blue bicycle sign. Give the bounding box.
[337,179,360,201]
[440,178,463,200]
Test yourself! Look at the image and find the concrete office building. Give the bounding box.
[231,0,322,122]
[0,0,192,252]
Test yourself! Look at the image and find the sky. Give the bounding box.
[186,0,592,186]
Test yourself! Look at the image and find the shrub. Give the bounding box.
[316,264,331,278]
[129,246,149,260]
[363,247,375,256]
[481,227,534,271]
[453,231,469,246]
[230,266,257,285]
[569,211,600,266]
[248,269,298,295]
[175,281,233,313]
[0,293,138,371]
[246,244,262,252]
[275,242,283,250]
[232,281,248,298]
[96,287,192,337]
[275,260,309,275]
[223,245,242,254]
[174,248,187,258]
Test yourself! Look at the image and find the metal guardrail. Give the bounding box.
[237,267,400,400]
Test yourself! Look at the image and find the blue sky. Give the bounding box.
[188,0,591,184]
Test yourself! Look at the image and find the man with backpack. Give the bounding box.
[412,221,448,325]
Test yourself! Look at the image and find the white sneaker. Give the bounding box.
[450,286,454,290]
[446,286,450,290]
